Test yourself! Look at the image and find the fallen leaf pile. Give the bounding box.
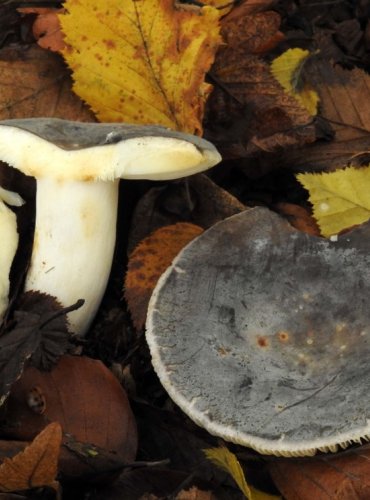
[2,0,370,498]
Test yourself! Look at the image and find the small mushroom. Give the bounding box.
[146,207,370,457]
[0,118,221,335]
[0,187,24,322]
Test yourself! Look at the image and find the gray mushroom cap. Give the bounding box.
[0,118,221,181]
[146,207,370,457]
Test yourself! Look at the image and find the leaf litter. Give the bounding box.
[1,0,370,498]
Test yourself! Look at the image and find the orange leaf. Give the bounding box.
[0,422,62,492]
[125,223,204,330]
[18,8,66,52]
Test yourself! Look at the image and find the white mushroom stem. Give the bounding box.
[0,120,221,336]
[24,178,119,336]
[0,187,24,323]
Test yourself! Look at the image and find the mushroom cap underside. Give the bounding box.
[0,118,221,181]
[146,207,370,457]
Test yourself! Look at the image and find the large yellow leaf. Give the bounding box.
[204,447,281,500]
[297,165,370,237]
[271,48,319,116]
[59,0,221,134]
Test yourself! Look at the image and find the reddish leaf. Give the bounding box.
[3,355,137,463]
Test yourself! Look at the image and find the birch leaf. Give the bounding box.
[59,0,221,134]
[297,165,370,237]
[271,48,319,116]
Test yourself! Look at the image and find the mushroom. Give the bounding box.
[146,207,370,457]
[0,118,221,335]
[0,187,24,322]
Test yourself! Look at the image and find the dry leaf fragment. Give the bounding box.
[274,202,320,236]
[270,48,320,116]
[59,0,221,134]
[18,7,66,52]
[269,446,370,500]
[125,223,204,331]
[0,45,95,121]
[297,165,370,236]
[204,447,280,500]
[176,486,215,499]
[204,446,252,498]
[0,422,62,492]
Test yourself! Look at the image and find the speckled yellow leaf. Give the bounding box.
[297,165,370,237]
[271,48,319,116]
[204,447,281,500]
[59,0,221,134]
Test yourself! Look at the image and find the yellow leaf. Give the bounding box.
[297,165,370,237]
[59,0,221,135]
[270,48,319,116]
[204,447,281,499]
[204,446,252,498]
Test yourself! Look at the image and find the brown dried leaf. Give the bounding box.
[277,59,370,173]
[0,422,62,492]
[0,44,95,121]
[3,356,138,463]
[269,447,370,500]
[125,223,204,331]
[205,3,316,158]
[315,63,370,142]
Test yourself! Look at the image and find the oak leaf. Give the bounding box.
[59,0,221,134]
[125,223,203,330]
[297,165,370,236]
[0,422,62,492]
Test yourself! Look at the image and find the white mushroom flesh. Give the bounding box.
[24,178,119,335]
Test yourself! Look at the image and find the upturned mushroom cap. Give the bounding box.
[0,118,221,180]
[146,207,370,457]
